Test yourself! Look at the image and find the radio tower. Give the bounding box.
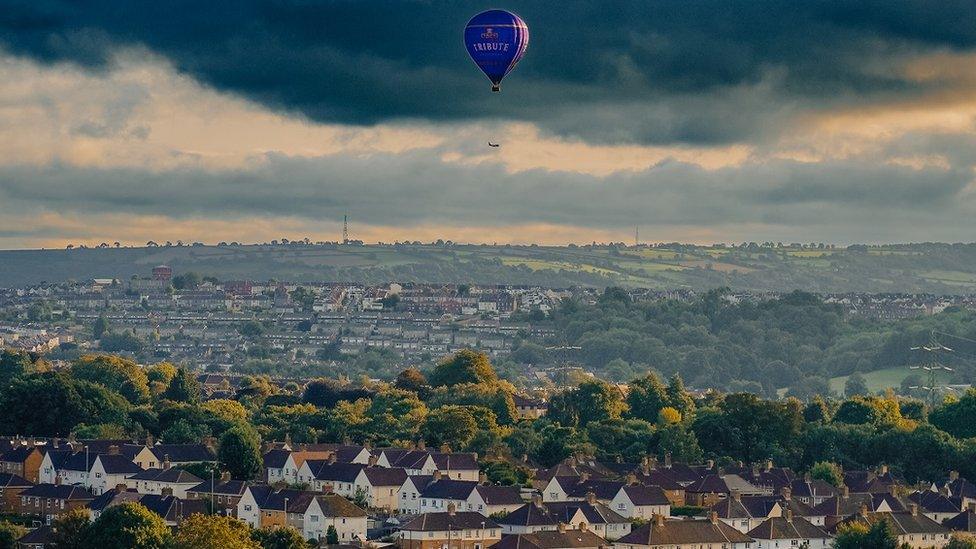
[635,226,639,247]
[342,215,349,245]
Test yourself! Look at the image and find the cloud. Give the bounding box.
[4,1,976,145]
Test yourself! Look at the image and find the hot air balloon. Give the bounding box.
[464,9,529,92]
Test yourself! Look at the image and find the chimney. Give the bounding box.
[664,453,672,469]
[52,437,60,449]
[731,490,741,502]
[221,471,231,482]
[479,472,488,485]
[751,464,759,478]
[859,504,869,518]
[709,511,718,525]
[615,455,623,464]
[879,464,889,475]
[447,502,456,516]
[433,470,442,482]
[910,503,918,517]
[531,494,542,508]
[626,474,638,486]
[568,456,578,467]
[417,439,426,451]
[579,521,588,532]
[329,453,337,465]
[841,486,850,499]
[342,437,352,446]
[654,514,664,527]
[115,483,127,493]
[521,454,529,463]
[368,455,378,467]
[440,443,451,454]
[261,442,272,454]
[472,452,478,462]
[145,434,154,446]
[585,492,597,505]
[950,471,960,482]
[557,522,567,533]
[163,455,171,470]
[765,459,774,472]
[706,459,714,470]
[202,436,215,451]
[803,472,811,482]
[579,472,590,483]
[780,487,792,500]
[300,443,308,452]
[785,509,793,522]
[55,475,62,486]
[640,462,650,476]
[161,487,174,498]
[968,502,976,513]
[108,445,120,455]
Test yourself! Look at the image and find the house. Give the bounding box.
[133,492,207,526]
[237,487,368,542]
[378,449,438,475]
[147,444,216,468]
[36,449,72,485]
[431,452,481,482]
[398,507,501,549]
[512,394,548,420]
[543,500,632,541]
[305,493,368,542]
[125,467,203,498]
[468,485,525,517]
[355,467,409,510]
[88,454,142,495]
[908,490,965,523]
[609,485,670,519]
[17,484,94,524]
[0,473,33,513]
[497,499,559,535]
[185,478,247,517]
[16,524,55,549]
[492,526,607,549]
[834,505,951,549]
[746,511,831,549]
[943,510,976,534]
[0,446,43,483]
[812,488,906,531]
[297,460,366,496]
[709,492,782,533]
[399,475,436,514]
[418,478,480,514]
[685,474,768,507]
[632,471,686,507]
[788,477,837,506]
[613,513,754,549]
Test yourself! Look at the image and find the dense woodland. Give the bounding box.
[512,288,976,395]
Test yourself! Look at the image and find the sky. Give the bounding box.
[2,1,976,248]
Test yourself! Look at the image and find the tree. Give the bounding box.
[86,502,170,548]
[71,354,150,404]
[251,525,310,548]
[845,373,869,397]
[219,424,263,480]
[626,373,669,422]
[162,367,201,404]
[657,407,682,425]
[326,524,340,545]
[238,320,265,337]
[548,380,626,427]
[93,314,110,339]
[666,374,695,416]
[0,373,130,436]
[947,535,976,549]
[172,514,259,549]
[0,349,40,385]
[172,271,202,290]
[809,461,844,487]
[395,368,427,393]
[428,350,498,387]
[146,362,178,386]
[0,521,25,549]
[422,406,479,448]
[931,389,976,439]
[51,508,92,549]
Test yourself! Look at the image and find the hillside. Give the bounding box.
[5,242,976,292]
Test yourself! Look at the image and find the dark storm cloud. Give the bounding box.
[1,151,972,242]
[3,0,975,144]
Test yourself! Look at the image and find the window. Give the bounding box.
[244,505,252,511]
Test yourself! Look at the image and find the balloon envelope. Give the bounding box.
[464,10,529,91]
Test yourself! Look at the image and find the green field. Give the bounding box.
[6,242,976,292]
[829,367,916,394]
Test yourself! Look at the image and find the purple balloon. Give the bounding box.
[464,9,529,92]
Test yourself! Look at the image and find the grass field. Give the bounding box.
[829,367,916,394]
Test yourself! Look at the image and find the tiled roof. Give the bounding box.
[150,444,215,463]
[362,466,407,487]
[316,494,368,518]
[401,511,500,531]
[304,461,366,483]
[944,511,976,532]
[617,519,754,545]
[187,479,248,496]
[543,502,628,525]
[491,530,607,549]
[747,516,830,540]
[421,479,479,500]
[431,452,479,471]
[476,485,524,505]
[0,472,32,487]
[21,483,93,500]
[620,485,670,506]
[96,454,142,474]
[497,504,557,527]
